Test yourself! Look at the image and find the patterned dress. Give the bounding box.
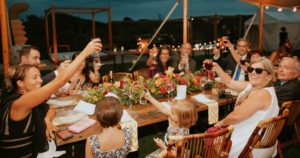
[89,128,132,158]
[146,126,189,158]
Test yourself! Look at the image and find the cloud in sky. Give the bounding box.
[7,0,258,21]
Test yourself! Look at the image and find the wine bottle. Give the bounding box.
[109,70,114,83]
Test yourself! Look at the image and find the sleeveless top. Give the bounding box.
[228,84,279,158]
[164,126,189,144]
[89,127,132,158]
[0,94,49,157]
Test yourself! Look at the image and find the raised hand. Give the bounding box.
[83,38,103,55]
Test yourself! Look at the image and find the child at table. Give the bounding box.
[85,97,132,158]
[144,92,198,157]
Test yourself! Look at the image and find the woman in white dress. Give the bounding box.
[205,57,279,158]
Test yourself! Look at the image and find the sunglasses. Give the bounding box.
[247,66,267,74]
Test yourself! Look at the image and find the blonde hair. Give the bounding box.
[236,57,274,106]
[171,100,198,128]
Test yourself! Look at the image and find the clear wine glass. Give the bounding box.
[166,81,174,103]
[223,36,229,53]
[128,88,134,109]
[91,38,104,67]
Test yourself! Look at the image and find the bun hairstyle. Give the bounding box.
[4,65,38,94]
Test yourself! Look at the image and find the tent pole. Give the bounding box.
[1,0,10,74]
[183,0,188,43]
[259,3,264,50]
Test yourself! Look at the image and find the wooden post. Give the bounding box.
[259,4,264,50]
[108,7,112,50]
[183,0,188,43]
[1,0,10,74]
[45,12,50,54]
[92,11,95,38]
[51,6,58,64]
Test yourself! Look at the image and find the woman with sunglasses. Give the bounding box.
[204,57,279,158]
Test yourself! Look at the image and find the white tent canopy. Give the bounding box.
[245,11,300,51]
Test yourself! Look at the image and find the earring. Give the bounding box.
[19,88,24,94]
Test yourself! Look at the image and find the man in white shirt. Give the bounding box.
[213,38,250,81]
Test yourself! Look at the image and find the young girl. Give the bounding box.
[144,92,198,157]
[85,97,132,158]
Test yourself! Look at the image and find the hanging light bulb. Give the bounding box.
[265,6,269,10]
[278,8,283,12]
[293,7,297,12]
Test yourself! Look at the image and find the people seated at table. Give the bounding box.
[18,45,71,85]
[144,93,198,157]
[67,52,101,95]
[0,39,102,157]
[170,42,196,73]
[269,42,292,67]
[85,96,132,158]
[208,57,279,157]
[146,45,172,77]
[274,57,300,107]
[213,38,251,81]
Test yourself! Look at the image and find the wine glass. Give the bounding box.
[91,38,104,67]
[223,36,229,53]
[166,81,175,103]
[64,54,72,61]
[139,83,148,105]
[201,76,208,94]
[128,88,134,109]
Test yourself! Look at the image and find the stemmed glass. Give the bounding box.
[128,87,134,109]
[139,83,149,105]
[91,38,104,67]
[201,76,208,94]
[166,81,175,103]
[222,36,229,53]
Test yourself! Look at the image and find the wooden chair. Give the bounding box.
[238,108,290,158]
[159,125,234,158]
[133,67,149,80]
[102,72,133,82]
[279,100,300,148]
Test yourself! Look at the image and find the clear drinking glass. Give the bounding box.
[91,38,104,67]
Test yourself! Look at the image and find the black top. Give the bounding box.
[0,94,49,157]
[275,78,300,106]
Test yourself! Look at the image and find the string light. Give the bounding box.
[278,8,282,12]
[293,7,297,12]
[265,6,269,10]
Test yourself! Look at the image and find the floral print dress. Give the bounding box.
[89,128,132,158]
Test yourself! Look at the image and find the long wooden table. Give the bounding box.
[53,90,236,146]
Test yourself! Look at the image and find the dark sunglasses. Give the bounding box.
[247,66,267,74]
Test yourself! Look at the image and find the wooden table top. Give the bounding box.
[53,90,236,146]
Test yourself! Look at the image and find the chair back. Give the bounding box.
[133,68,149,80]
[281,100,300,126]
[166,125,234,158]
[238,109,289,158]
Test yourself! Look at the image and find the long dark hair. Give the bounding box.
[155,46,171,73]
[72,52,90,82]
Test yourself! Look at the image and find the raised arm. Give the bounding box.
[12,39,102,120]
[209,61,248,92]
[144,91,171,116]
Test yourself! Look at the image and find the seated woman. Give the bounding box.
[249,49,263,63]
[0,39,102,157]
[58,52,101,96]
[269,42,292,67]
[146,46,172,77]
[85,97,132,158]
[205,57,279,158]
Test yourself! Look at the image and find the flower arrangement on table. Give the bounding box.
[83,76,146,106]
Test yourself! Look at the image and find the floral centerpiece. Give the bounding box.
[83,76,145,107]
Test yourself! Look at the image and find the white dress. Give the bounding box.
[228,84,279,158]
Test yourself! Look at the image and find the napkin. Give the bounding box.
[47,98,77,108]
[74,100,96,115]
[192,94,219,125]
[120,110,138,152]
[37,140,66,158]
